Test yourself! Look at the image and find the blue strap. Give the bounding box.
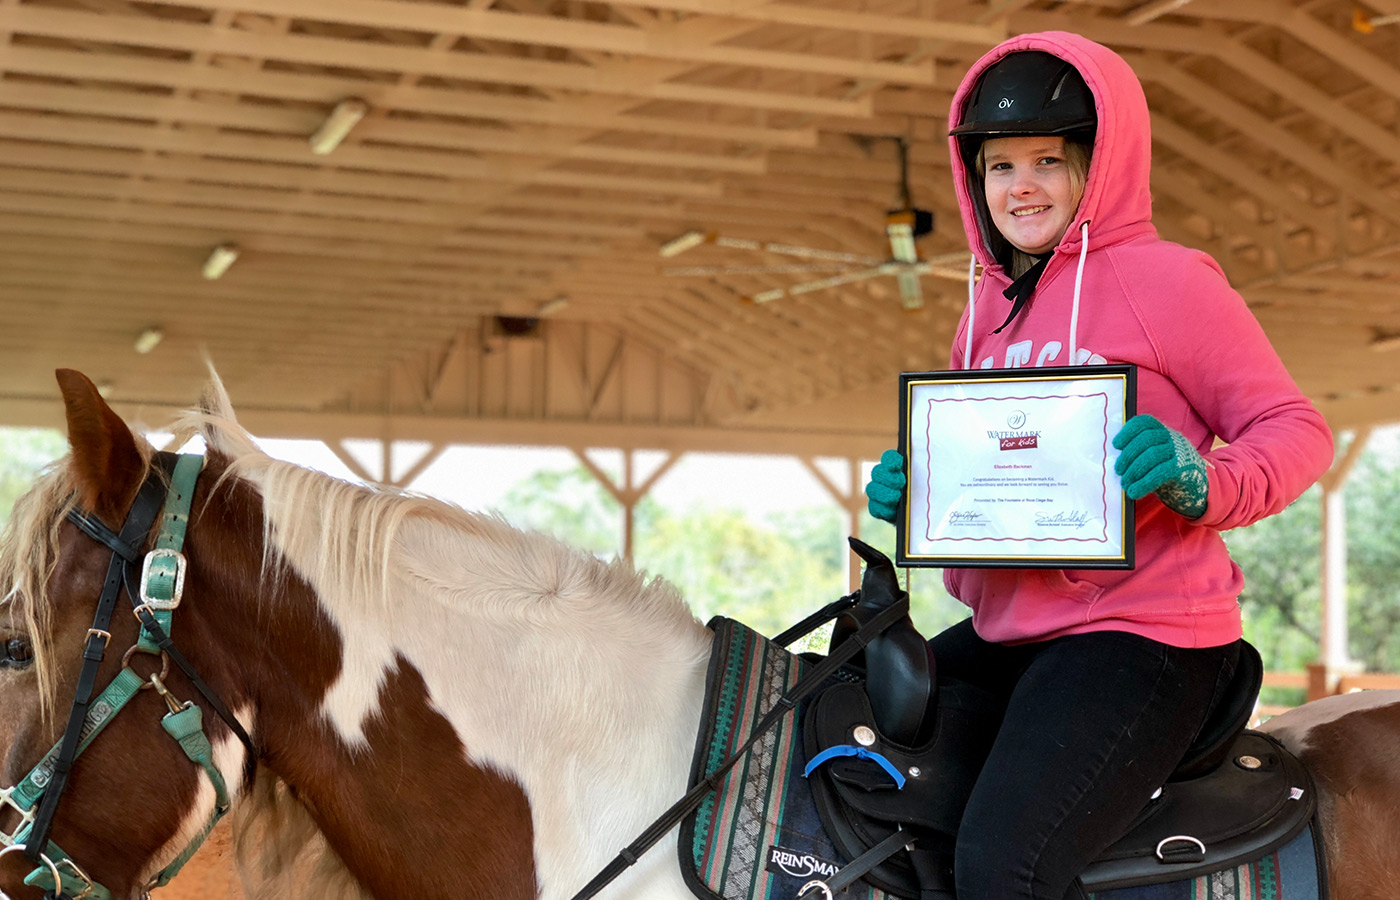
[803,744,907,789]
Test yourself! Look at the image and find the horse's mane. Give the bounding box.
[170,373,698,642]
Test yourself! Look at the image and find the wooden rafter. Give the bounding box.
[0,0,1395,435]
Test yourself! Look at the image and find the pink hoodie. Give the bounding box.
[943,32,1334,648]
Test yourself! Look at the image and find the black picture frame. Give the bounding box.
[895,365,1137,569]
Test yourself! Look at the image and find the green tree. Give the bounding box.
[1224,431,1400,704]
[0,427,67,525]
[496,466,624,557]
[496,464,969,648]
[1339,450,1400,670]
[1225,488,1321,708]
[635,504,847,637]
[1226,487,1322,671]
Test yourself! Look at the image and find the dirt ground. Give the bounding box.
[153,821,243,900]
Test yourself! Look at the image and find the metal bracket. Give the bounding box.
[1155,834,1206,862]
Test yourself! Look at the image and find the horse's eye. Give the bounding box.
[3,637,34,667]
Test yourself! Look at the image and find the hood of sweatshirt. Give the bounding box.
[948,31,1154,274]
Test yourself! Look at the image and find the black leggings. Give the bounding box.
[928,619,1241,900]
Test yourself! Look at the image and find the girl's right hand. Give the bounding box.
[865,449,907,523]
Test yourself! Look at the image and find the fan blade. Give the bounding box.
[714,236,881,266]
[663,263,850,277]
[921,251,980,283]
[745,266,886,303]
[895,269,924,310]
[659,230,712,257]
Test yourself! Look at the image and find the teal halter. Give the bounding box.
[0,453,249,900]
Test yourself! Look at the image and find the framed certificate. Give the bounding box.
[896,365,1137,569]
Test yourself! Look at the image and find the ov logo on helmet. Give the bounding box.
[998,97,1014,109]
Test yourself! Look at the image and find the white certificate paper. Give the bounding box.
[897,366,1135,569]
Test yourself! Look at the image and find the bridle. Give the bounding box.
[0,452,257,900]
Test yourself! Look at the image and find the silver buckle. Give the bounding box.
[52,856,97,900]
[797,880,834,900]
[139,549,186,610]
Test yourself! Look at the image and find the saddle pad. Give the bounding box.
[681,617,897,900]
[1090,822,1324,900]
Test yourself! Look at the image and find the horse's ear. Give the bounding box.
[56,368,144,520]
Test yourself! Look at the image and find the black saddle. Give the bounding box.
[805,539,1314,899]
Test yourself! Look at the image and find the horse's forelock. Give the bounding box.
[0,460,94,719]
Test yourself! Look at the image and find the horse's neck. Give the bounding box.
[248,524,713,900]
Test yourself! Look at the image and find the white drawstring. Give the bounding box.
[964,221,1089,370]
[964,253,977,370]
[1068,221,1090,366]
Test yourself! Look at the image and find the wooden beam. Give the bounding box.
[0,4,857,116]
[0,140,698,222]
[24,0,934,85]
[1149,114,1304,223]
[0,189,628,258]
[590,1,1005,45]
[1130,54,1400,229]
[1187,1,1400,102]
[1015,11,1400,165]
[0,82,768,176]
[0,46,826,144]
[0,111,724,198]
[0,168,651,240]
[1123,0,1196,26]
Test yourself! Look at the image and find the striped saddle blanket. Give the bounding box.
[679,618,1327,900]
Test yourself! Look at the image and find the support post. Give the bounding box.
[327,438,445,488]
[1310,427,1372,699]
[572,448,681,561]
[800,456,869,594]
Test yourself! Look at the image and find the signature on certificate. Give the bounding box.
[1034,510,1091,527]
[948,510,989,525]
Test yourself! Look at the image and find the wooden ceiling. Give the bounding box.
[2,0,1399,445]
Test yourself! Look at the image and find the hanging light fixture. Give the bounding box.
[1353,7,1400,33]
[659,230,710,257]
[310,98,369,155]
[202,243,240,280]
[133,328,164,355]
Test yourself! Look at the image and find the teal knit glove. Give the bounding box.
[1112,415,1209,519]
[865,449,906,523]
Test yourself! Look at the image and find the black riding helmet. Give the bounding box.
[950,50,1097,168]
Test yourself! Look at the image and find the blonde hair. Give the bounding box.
[974,136,1092,277]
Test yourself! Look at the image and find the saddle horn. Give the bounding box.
[834,537,937,746]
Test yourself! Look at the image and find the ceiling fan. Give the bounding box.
[659,138,970,310]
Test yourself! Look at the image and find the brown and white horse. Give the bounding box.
[0,369,1397,900]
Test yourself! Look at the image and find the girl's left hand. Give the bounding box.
[1112,415,1208,519]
